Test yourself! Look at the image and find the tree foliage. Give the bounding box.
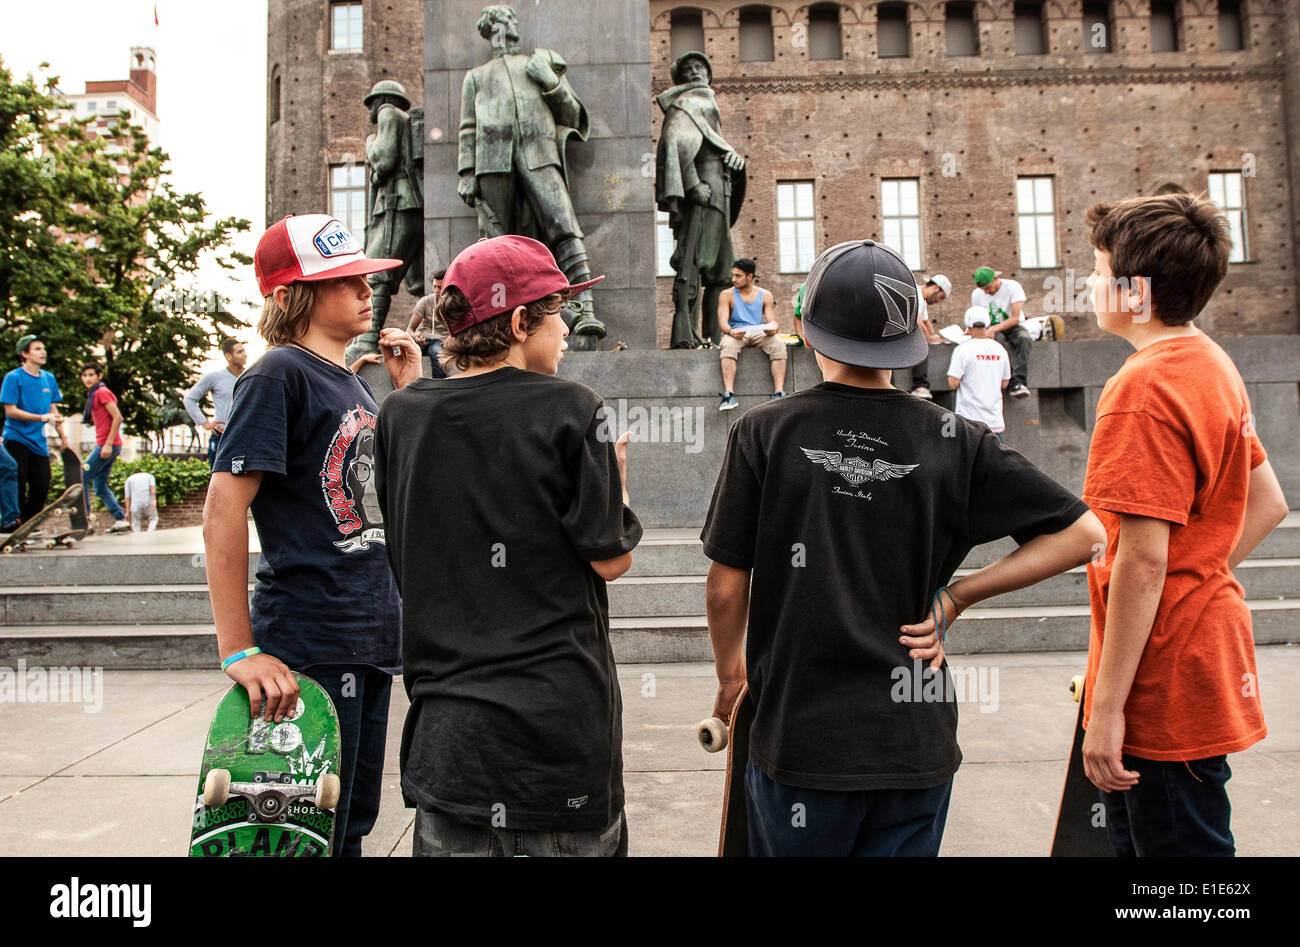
[0,57,250,434]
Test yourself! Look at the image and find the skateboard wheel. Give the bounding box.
[315,773,341,810]
[203,768,231,807]
[1070,675,1084,703]
[1,546,10,554]
[43,540,54,549]
[697,717,728,753]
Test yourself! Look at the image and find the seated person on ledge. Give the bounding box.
[717,258,786,411]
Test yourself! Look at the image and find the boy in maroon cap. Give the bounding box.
[376,235,642,857]
[204,214,409,856]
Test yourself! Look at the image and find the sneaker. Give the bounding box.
[111,520,131,532]
[1009,384,1030,399]
[0,521,19,535]
[912,387,933,400]
[770,391,786,400]
[719,392,739,411]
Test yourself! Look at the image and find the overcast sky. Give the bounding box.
[3,0,270,369]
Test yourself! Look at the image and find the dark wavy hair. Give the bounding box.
[437,287,568,371]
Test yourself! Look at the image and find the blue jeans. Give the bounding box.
[1101,754,1235,857]
[85,444,125,520]
[746,761,953,856]
[425,339,446,379]
[307,666,392,857]
[413,807,628,857]
[0,443,19,526]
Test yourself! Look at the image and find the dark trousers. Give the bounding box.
[746,761,952,856]
[909,358,930,391]
[307,666,393,857]
[6,440,51,523]
[1101,754,1235,857]
[997,325,1031,388]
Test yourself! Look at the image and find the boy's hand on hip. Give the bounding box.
[1082,710,1140,792]
[225,653,300,723]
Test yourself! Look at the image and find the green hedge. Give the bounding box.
[50,454,212,511]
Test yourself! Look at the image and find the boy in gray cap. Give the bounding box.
[701,239,1104,856]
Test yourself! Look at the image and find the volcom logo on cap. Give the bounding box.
[313,220,360,258]
[874,274,918,338]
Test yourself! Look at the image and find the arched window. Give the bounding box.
[1151,1,1180,52]
[670,8,705,59]
[945,2,978,56]
[1218,0,1244,51]
[1082,2,1112,54]
[878,3,910,58]
[270,66,282,124]
[808,3,842,61]
[739,5,775,62]
[1014,2,1047,55]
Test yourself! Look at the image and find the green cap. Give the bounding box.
[16,334,38,356]
[973,266,996,287]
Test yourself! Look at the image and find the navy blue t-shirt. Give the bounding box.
[213,346,400,672]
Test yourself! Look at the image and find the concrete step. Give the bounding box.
[1,519,1295,586]
[0,552,259,588]
[3,601,1296,669]
[0,556,1294,625]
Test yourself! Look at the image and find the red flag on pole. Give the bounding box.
[154,4,159,26]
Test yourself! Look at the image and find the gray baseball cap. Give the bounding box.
[800,240,927,369]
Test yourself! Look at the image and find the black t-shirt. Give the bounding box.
[213,346,401,672]
[375,367,643,831]
[701,382,1089,791]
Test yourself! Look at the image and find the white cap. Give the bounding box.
[925,274,952,298]
[964,306,990,328]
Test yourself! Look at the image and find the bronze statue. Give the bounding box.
[346,79,425,362]
[655,51,746,349]
[457,4,604,339]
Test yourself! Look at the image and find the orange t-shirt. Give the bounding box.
[1081,332,1267,761]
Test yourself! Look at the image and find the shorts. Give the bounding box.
[719,332,787,362]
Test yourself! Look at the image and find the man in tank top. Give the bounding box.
[716,258,786,410]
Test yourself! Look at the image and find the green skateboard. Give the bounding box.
[189,673,342,857]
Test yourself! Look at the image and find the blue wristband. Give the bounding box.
[221,647,262,671]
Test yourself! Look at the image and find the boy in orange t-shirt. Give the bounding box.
[1081,193,1288,856]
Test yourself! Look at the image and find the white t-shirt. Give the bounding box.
[123,471,156,509]
[969,278,1027,326]
[947,338,1010,432]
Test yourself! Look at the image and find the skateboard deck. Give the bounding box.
[1,484,83,553]
[1050,675,1115,856]
[61,448,90,535]
[697,684,754,857]
[1025,314,1066,341]
[190,673,342,857]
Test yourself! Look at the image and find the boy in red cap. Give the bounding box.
[1081,193,1288,855]
[375,235,642,857]
[203,214,411,856]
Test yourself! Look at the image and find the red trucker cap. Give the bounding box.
[440,235,604,335]
[254,214,403,297]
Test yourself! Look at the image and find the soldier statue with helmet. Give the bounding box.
[346,79,426,363]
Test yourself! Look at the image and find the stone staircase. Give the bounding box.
[0,518,1296,669]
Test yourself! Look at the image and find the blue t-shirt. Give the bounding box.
[213,346,400,672]
[0,368,62,456]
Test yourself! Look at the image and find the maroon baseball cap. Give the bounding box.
[254,214,402,297]
[440,236,604,335]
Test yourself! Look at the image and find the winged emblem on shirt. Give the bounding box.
[800,448,918,487]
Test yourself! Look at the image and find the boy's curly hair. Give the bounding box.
[437,287,568,371]
[1086,192,1230,326]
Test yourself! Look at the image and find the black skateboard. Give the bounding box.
[61,447,91,535]
[1050,675,1115,856]
[698,684,755,857]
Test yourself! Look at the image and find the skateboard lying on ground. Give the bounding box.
[1024,314,1066,341]
[1,484,84,553]
[1050,674,1115,856]
[190,673,342,857]
[698,684,755,857]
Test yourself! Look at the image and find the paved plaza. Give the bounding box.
[1,647,1296,857]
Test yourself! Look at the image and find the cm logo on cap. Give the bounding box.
[314,219,361,258]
